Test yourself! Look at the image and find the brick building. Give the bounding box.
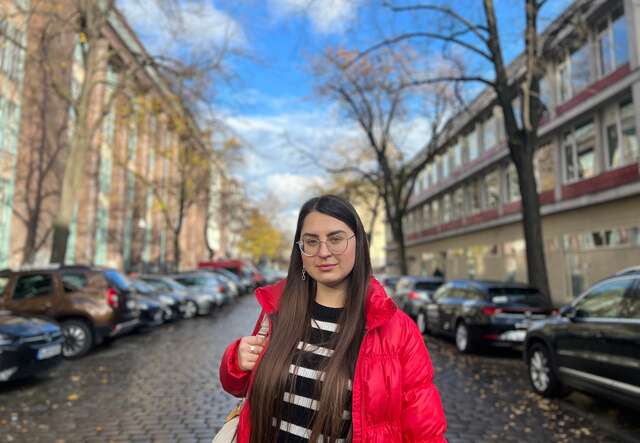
[0,1,214,271]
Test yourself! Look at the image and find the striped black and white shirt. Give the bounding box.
[274,299,352,442]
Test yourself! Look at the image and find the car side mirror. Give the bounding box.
[560,305,576,319]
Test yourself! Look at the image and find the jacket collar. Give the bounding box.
[255,276,397,331]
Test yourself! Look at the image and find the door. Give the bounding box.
[426,284,449,334]
[4,272,59,317]
[436,285,468,336]
[555,277,633,386]
[595,277,640,402]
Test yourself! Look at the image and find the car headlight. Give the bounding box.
[0,333,16,346]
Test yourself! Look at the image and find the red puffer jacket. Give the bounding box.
[219,277,447,442]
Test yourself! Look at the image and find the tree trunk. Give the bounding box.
[390,218,408,275]
[512,139,552,306]
[49,37,100,264]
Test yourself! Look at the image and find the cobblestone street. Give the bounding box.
[1,295,639,443]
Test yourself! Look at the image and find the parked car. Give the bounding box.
[211,268,248,295]
[178,272,230,305]
[395,276,444,321]
[378,275,401,299]
[132,279,182,321]
[198,260,265,289]
[0,266,140,358]
[0,311,64,382]
[424,280,553,353]
[524,270,640,410]
[200,270,238,301]
[167,274,220,313]
[138,275,203,319]
[133,294,165,329]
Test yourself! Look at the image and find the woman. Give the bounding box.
[219,195,447,442]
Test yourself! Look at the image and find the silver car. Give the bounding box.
[170,273,225,309]
[144,275,214,317]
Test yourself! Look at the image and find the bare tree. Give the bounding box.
[352,0,579,302]
[314,48,459,274]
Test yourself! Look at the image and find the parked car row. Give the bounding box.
[0,263,258,383]
[384,266,640,411]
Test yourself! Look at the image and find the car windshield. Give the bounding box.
[104,270,133,291]
[143,279,170,291]
[488,287,544,305]
[415,281,442,291]
[133,280,155,294]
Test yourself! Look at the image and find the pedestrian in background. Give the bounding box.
[219,194,447,442]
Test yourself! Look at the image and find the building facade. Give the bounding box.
[0,1,214,271]
[393,0,640,305]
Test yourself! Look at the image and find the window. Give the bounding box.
[432,199,440,226]
[483,114,497,151]
[454,141,462,168]
[534,142,555,192]
[570,44,591,94]
[557,61,571,103]
[453,187,465,220]
[468,178,483,214]
[468,128,479,161]
[504,163,520,202]
[448,146,456,173]
[564,120,596,182]
[12,274,54,300]
[539,75,553,118]
[426,164,433,187]
[485,170,500,209]
[597,6,629,77]
[443,194,452,223]
[424,203,432,228]
[620,100,638,165]
[623,291,640,319]
[442,152,449,179]
[612,6,629,69]
[605,99,638,169]
[61,272,88,292]
[574,279,632,318]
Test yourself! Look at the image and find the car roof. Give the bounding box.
[615,266,640,276]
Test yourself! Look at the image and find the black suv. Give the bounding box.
[425,280,553,353]
[524,270,640,410]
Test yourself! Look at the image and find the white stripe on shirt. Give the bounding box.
[311,318,338,332]
[297,341,334,357]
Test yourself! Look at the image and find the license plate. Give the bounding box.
[499,330,527,342]
[37,344,62,360]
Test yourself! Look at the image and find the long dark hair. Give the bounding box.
[249,195,372,442]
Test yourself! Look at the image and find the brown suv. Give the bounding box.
[0,265,140,358]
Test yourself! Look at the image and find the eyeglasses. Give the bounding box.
[297,234,355,257]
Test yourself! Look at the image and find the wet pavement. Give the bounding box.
[0,294,638,443]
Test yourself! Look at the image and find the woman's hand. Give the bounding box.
[238,335,266,371]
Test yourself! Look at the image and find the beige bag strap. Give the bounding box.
[256,312,270,337]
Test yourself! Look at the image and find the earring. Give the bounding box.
[302,268,306,281]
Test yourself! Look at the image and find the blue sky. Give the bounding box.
[119,0,573,229]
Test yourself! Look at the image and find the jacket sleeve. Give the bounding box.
[400,316,447,442]
[219,310,265,398]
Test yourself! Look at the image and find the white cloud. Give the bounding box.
[118,0,246,56]
[268,0,361,34]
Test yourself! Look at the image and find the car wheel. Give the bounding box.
[528,343,565,398]
[183,301,198,319]
[416,311,428,335]
[455,321,473,353]
[61,319,93,358]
